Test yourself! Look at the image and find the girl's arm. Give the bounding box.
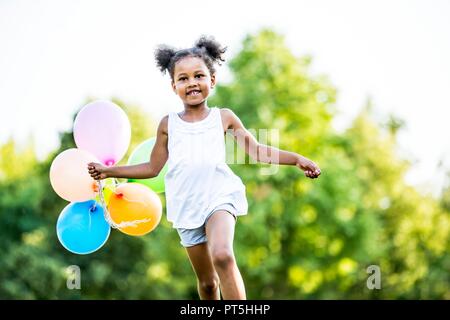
[87,116,169,180]
[223,109,321,179]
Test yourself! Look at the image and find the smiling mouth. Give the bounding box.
[187,90,201,96]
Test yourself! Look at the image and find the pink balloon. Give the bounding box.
[73,100,131,166]
[49,148,99,202]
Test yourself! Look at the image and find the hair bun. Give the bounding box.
[154,45,177,74]
[195,35,226,64]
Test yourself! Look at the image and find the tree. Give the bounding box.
[0,29,448,299]
[210,29,449,299]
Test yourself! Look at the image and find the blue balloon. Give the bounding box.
[56,200,111,255]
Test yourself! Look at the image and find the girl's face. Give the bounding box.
[171,56,216,107]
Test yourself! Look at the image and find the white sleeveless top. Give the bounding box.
[165,107,248,229]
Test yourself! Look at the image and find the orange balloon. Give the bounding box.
[108,183,162,236]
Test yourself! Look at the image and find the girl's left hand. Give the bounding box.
[296,156,321,179]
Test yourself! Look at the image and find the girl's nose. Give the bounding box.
[187,78,199,86]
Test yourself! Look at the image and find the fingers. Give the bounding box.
[297,158,321,179]
[91,173,104,180]
[89,170,102,180]
[88,167,98,177]
[86,163,104,180]
[305,168,321,179]
[309,163,321,179]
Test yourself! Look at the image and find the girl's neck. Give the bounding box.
[180,102,210,120]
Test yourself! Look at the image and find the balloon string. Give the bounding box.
[88,209,92,230]
[97,180,151,229]
[97,180,118,229]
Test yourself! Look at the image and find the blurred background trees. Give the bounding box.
[0,29,448,299]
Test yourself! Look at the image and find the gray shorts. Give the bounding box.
[176,203,237,248]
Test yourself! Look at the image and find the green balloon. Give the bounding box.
[127,137,167,193]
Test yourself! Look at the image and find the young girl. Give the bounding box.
[87,35,321,300]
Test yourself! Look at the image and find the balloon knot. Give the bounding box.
[105,160,115,166]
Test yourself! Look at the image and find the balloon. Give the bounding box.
[50,148,99,202]
[108,183,162,236]
[73,100,131,166]
[127,137,167,193]
[56,200,110,255]
[95,178,115,205]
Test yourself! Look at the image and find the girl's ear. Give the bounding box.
[171,81,177,94]
[210,74,216,89]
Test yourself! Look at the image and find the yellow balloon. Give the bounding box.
[49,148,99,202]
[95,178,115,204]
[108,183,162,236]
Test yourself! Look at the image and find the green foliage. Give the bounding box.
[210,29,449,299]
[0,29,448,299]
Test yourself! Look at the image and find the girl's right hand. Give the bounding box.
[87,162,109,180]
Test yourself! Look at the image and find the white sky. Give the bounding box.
[1,0,450,197]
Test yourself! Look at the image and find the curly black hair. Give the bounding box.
[154,35,227,80]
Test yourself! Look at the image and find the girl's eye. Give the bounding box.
[195,74,204,78]
[179,77,187,81]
